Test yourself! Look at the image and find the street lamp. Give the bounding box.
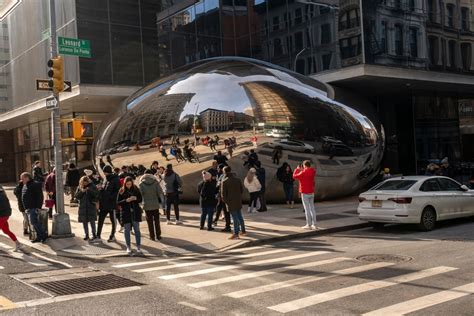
[293,47,307,72]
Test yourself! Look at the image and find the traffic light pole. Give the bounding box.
[49,0,74,238]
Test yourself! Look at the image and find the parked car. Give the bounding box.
[268,139,314,153]
[266,129,290,138]
[358,176,474,231]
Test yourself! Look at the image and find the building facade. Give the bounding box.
[1,0,474,181]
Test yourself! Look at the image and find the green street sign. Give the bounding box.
[58,36,91,58]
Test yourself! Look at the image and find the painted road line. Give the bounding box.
[4,286,141,310]
[0,242,13,249]
[112,246,266,269]
[178,301,208,311]
[363,282,474,316]
[8,251,51,267]
[160,251,330,280]
[268,266,458,313]
[0,295,17,310]
[31,252,73,268]
[190,257,350,289]
[225,261,395,298]
[135,249,288,273]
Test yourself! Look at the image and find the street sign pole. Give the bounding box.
[49,0,73,238]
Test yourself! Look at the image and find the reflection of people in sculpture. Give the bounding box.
[160,145,169,161]
[272,146,283,165]
[251,135,258,147]
[213,151,228,166]
[106,155,114,167]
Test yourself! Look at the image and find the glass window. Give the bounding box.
[349,9,359,28]
[461,43,472,70]
[39,120,50,149]
[461,7,470,31]
[273,16,280,31]
[437,178,461,191]
[380,21,387,53]
[408,0,416,11]
[339,12,347,31]
[448,40,456,68]
[428,0,436,22]
[420,179,441,192]
[321,24,331,44]
[322,53,332,70]
[110,24,143,85]
[409,28,418,57]
[109,0,140,26]
[447,4,455,27]
[395,24,403,56]
[30,123,39,150]
[428,36,438,65]
[273,38,283,56]
[373,180,417,190]
[295,8,302,25]
[295,32,303,50]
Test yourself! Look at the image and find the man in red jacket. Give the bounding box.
[293,160,317,230]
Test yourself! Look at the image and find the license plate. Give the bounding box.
[372,200,382,208]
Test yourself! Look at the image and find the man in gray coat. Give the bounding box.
[220,166,246,240]
[139,170,163,240]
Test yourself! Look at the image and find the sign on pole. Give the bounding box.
[45,96,58,110]
[36,79,72,92]
[58,36,91,58]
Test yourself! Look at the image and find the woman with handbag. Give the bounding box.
[75,176,99,241]
[117,176,143,255]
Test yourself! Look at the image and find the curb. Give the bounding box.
[223,222,371,251]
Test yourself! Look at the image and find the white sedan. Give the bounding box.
[358,176,474,231]
[268,139,314,153]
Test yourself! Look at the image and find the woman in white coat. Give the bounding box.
[244,168,261,213]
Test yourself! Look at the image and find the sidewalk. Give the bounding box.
[2,185,366,258]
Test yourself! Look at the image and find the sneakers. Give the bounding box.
[228,234,240,240]
[207,227,215,231]
[302,225,311,230]
[135,249,143,256]
[119,227,124,233]
[175,220,183,225]
[311,225,317,230]
[126,247,132,255]
[167,220,172,225]
[221,227,231,232]
[239,231,247,237]
[14,241,23,252]
[23,229,29,236]
[83,236,89,241]
[107,236,116,242]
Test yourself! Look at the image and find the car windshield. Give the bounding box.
[372,180,417,191]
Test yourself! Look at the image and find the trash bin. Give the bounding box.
[29,209,49,241]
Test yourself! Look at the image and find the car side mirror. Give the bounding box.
[460,185,469,192]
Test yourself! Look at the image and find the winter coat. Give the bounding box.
[65,168,81,187]
[45,173,56,193]
[277,166,294,184]
[163,170,182,194]
[198,180,218,208]
[14,182,25,212]
[117,187,143,224]
[293,167,316,194]
[256,167,266,192]
[75,183,99,223]
[221,173,243,213]
[139,174,163,211]
[22,180,44,210]
[99,173,120,210]
[32,166,45,183]
[0,186,12,217]
[244,177,262,193]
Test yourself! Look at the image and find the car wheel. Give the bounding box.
[304,149,311,153]
[369,222,385,230]
[419,207,436,231]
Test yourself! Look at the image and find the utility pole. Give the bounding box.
[49,0,74,238]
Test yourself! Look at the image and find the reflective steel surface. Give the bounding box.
[94,57,384,202]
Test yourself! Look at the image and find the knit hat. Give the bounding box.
[84,169,93,177]
[103,165,113,174]
[202,171,212,181]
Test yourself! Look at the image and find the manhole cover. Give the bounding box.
[35,274,143,295]
[355,254,413,263]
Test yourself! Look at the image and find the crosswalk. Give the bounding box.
[113,245,473,314]
[0,242,71,268]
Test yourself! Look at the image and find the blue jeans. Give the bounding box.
[200,207,215,229]
[27,209,46,240]
[230,210,245,235]
[83,221,96,238]
[124,221,141,249]
[283,182,294,202]
[159,193,166,210]
[301,193,316,226]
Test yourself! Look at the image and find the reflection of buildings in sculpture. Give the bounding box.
[199,108,229,132]
[120,93,194,142]
[338,0,363,67]
[0,21,9,113]
[426,0,474,73]
[258,0,339,74]
[228,111,254,130]
[362,0,427,68]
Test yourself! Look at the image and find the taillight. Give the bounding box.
[359,197,366,202]
[388,197,412,204]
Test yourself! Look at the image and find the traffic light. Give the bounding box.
[47,56,64,93]
[71,120,93,139]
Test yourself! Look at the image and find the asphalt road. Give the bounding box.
[0,219,473,315]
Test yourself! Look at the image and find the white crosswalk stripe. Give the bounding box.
[268,266,458,313]
[160,251,330,280]
[225,261,395,298]
[363,282,474,316]
[189,257,350,288]
[0,242,51,267]
[134,248,288,273]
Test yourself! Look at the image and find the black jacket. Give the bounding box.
[22,180,44,210]
[99,174,120,210]
[65,168,81,187]
[14,182,25,212]
[33,166,45,183]
[0,186,12,217]
[117,187,143,224]
[75,183,99,223]
[198,180,218,208]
